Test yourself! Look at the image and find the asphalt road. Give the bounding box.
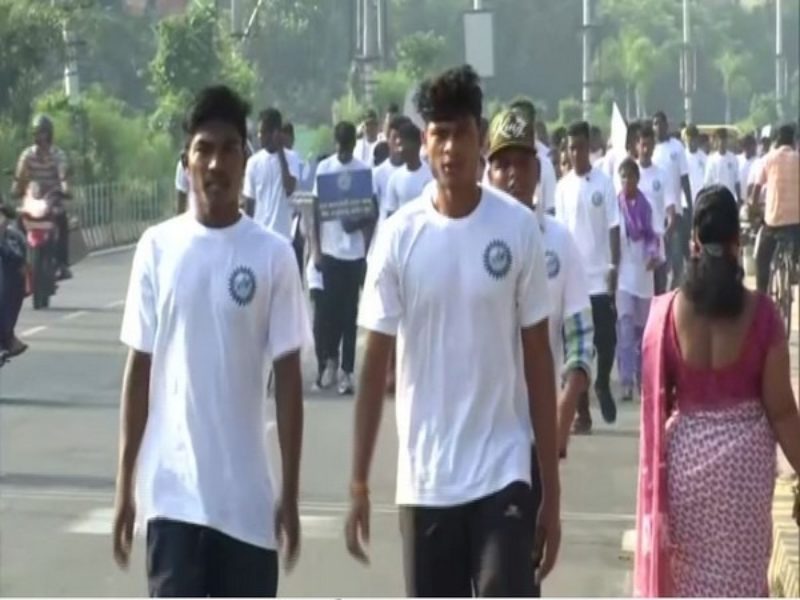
[0,247,638,597]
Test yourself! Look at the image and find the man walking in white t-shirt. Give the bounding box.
[510,99,557,214]
[372,115,409,222]
[704,128,741,202]
[384,121,433,216]
[345,65,561,597]
[113,85,308,596]
[354,109,380,167]
[310,122,376,395]
[242,108,299,240]
[555,121,621,433]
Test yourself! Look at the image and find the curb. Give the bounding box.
[769,476,799,597]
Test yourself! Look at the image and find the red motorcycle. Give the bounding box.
[20,186,65,310]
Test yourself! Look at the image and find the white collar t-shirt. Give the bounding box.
[373,159,402,220]
[384,162,433,215]
[243,148,301,240]
[554,167,620,296]
[120,213,310,549]
[359,185,550,506]
[704,151,740,197]
[653,138,689,215]
[354,138,378,167]
[637,161,673,236]
[313,154,371,261]
[685,149,707,208]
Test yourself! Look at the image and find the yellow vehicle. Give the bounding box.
[695,124,743,145]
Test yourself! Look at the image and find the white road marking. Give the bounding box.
[62,310,88,321]
[21,326,47,337]
[621,528,636,555]
[103,300,124,310]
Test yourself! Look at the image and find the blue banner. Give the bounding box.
[316,169,374,221]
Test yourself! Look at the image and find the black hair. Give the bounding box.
[682,185,744,318]
[590,125,603,138]
[509,97,536,123]
[714,127,728,140]
[388,115,411,133]
[386,102,400,114]
[363,108,378,122]
[618,157,640,179]
[777,123,796,146]
[184,85,250,146]
[685,123,699,137]
[259,108,282,132]
[653,110,667,123]
[625,120,642,148]
[398,120,422,145]
[742,133,756,146]
[281,122,294,136]
[415,65,483,125]
[372,141,390,165]
[334,121,357,149]
[567,120,590,140]
[638,124,655,141]
[551,126,567,147]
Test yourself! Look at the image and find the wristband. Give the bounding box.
[350,481,369,498]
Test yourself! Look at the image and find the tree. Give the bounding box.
[395,31,447,81]
[714,48,752,124]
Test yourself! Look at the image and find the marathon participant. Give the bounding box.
[555,121,621,432]
[683,125,707,217]
[372,115,409,224]
[346,65,560,597]
[354,109,380,166]
[383,121,432,217]
[752,123,800,293]
[704,128,741,202]
[738,133,757,202]
[510,99,557,214]
[380,103,401,141]
[113,85,308,597]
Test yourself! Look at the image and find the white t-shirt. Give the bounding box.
[373,159,401,221]
[313,155,370,261]
[536,142,557,213]
[354,138,378,167]
[359,185,550,506]
[539,214,591,381]
[120,213,310,549]
[704,151,740,198]
[243,149,301,240]
[653,138,689,215]
[637,162,673,236]
[685,149,707,208]
[738,154,755,196]
[384,163,433,215]
[175,159,189,194]
[618,203,655,299]
[554,167,620,296]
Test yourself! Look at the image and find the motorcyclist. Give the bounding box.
[0,199,28,359]
[12,114,73,280]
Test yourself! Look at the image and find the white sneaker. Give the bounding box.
[320,359,338,389]
[337,371,354,395]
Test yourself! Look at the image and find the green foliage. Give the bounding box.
[557,98,583,127]
[396,31,447,81]
[307,124,334,160]
[373,69,412,115]
[332,92,366,125]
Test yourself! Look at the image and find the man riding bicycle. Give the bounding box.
[12,115,73,280]
[752,123,800,293]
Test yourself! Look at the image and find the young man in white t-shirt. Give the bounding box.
[738,133,757,201]
[485,107,594,466]
[555,121,621,432]
[113,85,308,596]
[242,108,300,240]
[345,65,561,597]
[704,127,741,201]
[372,115,409,222]
[637,125,675,294]
[310,122,376,395]
[384,120,433,216]
[652,111,692,289]
[510,99,557,214]
[683,125,707,212]
[354,109,380,167]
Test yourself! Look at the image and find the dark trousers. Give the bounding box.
[590,294,616,392]
[666,214,687,290]
[399,481,537,597]
[0,260,25,348]
[320,255,365,374]
[755,223,800,293]
[310,288,326,380]
[529,447,543,598]
[654,262,668,295]
[55,211,69,266]
[146,518,278,597]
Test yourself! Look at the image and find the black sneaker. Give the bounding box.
[595,386,617,424]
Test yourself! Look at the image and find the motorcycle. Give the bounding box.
[19,186,65,310]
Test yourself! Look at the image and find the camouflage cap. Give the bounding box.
[488,108,536,160]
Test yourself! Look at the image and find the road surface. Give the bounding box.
[0,248,637,596]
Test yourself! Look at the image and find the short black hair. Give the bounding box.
[415,65,483,126]
[509,97,536,123]
[777,123,796,146]
[714,127,728,140]
[619,157,640,178]
[259,108,282,132]
[184,85,250,146]
[373,141,390,165]
[742,133,756,146]
[398,120,422,145]
[281,122,295,136]
[653,110,667,123]
[626,120,642,147]
[334,121,357,149]
[363,108,378,122]
[685,124,699,137]
[567,121,590,140]
[638,124,655,141]
[389,115,411,133]
[590,125,602,138]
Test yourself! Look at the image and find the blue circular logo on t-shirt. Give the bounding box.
[591,191,604,207]
[545,249,560,279]
[228,266,256,307]
[653,179,662,192]
[483,240,512,280]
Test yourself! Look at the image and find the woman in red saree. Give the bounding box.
[635,185,800,597]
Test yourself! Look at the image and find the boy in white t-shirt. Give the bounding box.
[113,86,308,597]
[345,66,561,597]
[383,120,433,216]
[704,128,741,202]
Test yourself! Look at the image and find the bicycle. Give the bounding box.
[768,230,800,334]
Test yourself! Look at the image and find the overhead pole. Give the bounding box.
[680,0,694,125]
[581,0,594,121]
[776,0,785,121]
[362,0,379,106]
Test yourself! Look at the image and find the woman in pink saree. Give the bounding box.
[634,185,800,597]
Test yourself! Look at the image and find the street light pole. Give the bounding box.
[581,0,593,121]
[681,0,693,124]
[362,0,378,105]
[776,0,785,120]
